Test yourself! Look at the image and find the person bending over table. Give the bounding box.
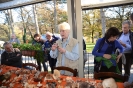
[50,22,79,76]
[1,42,22,68]
[32,33,47,71]
[92,27,123,74]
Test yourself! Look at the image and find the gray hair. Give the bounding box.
[122,20,131,28]
[46,32,53,36]
[3,42,13,48]
[58,22,70,31]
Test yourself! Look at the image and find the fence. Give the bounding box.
[84,52,94,78]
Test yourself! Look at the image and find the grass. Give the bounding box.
[86,43,95,53]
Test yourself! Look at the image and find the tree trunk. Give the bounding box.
[33,4,40,34]
[4,10,10,39]
[20,7,26,43]
[92,30,94,43]
[6,9,14,37]
[100,9,106,37]
[54,0,57,33]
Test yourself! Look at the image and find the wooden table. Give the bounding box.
[0,65,124,88]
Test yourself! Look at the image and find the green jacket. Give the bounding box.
[95,54,121,74]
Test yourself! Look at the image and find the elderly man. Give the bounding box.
[1,42,22,68]
[50,22,79,75]
[117,20,133,81]
[9,34,20,44]
[44,32,59,73]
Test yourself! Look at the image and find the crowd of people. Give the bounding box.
[0,22,85,75]
[1,13,133,82]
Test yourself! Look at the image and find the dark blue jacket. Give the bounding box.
[92,37,123,66]
[44,35,59,49]
[92,38,123,57]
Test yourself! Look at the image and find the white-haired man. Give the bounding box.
[44,31,59,73]
[117,20,133,81]
[50,22,79,76]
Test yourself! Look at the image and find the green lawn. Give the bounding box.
[86,43,95,53]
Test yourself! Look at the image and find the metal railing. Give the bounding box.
[84,52,94,78]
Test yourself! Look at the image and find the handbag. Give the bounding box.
[94,57,102,73]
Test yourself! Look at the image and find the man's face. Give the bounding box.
[46,34,52,40]
[5,44,13,53]
[34,36,40,41]
[122,23,130,34]
[60,30,70,39]
[12,34,16,39]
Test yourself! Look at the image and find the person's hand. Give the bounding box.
[116,58,120,63]
[17,54,20,56]
[119,40,126,47]
[51,43,58,51]
[14,48,20,52]
[103,54,111,59]
[58,47,66,54]
[116,53,122,63]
